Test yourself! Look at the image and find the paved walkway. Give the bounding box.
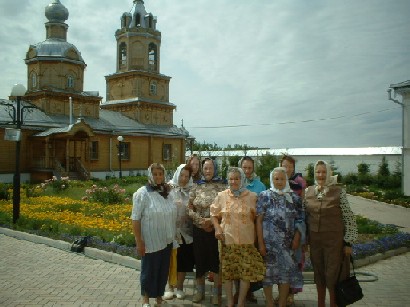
[0,195,409,306]
[347,195,410,232]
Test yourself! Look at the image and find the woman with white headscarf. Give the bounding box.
[211,167,264,307]
[163,164,194,300]
[131,163,176,307]
[304,160,358,307]
[256,167,304,307]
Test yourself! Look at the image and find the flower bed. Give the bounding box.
[1,195,409,262]
[0,196,135,249]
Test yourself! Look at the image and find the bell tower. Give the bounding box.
[102,0,175,126]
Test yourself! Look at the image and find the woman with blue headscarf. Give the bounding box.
[256,167,304,307]
[211,167,265,307]
[187,157,226,305]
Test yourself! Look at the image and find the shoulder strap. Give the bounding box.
[337,255,356,280]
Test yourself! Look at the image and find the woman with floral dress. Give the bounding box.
[211,167,264,307]
[256,167,304,307]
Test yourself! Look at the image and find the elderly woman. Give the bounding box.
[237,156,266,303]
[304,160,358,307]
[188,158,226,305]
[256,167,304,307]
[211,167,264,307]
[131,163,176,307]
[163,164,194,300]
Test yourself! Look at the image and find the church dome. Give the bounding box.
[26,39,85,65]
[45,0,69,23]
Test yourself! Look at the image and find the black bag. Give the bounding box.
[335,256,364,306]
[71,236,88,253]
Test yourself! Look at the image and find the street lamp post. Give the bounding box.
[10,84,27,224]
[117,136,124,178]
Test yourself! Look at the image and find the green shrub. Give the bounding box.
[83,184,130,204]
[305,163,314,186]
[42,176,70,193]
[343,173,358,185]
[357,162,370,176]
[356,215,399,236]
[0,183,10,200]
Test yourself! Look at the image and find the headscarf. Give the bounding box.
[227,167,247,197]
[269,166,293,203]
[197,157,224,184]
[313,160,338,198]
[146,163,170,198]
[169,164,193,196]
[238,156,261,185]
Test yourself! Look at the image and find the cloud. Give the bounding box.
[0,0,408,149]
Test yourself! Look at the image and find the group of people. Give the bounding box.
[131,155,358,307]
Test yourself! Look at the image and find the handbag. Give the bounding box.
[335,256,364,306]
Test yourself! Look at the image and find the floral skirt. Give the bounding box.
[221,244,265,282]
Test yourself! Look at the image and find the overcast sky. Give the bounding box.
[0,0,409,149]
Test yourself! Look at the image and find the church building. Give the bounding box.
[0,0,190,183]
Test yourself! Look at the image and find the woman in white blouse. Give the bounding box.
[131,163,177,307]
[163,164,195,300]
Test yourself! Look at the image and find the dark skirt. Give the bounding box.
[177,240,195,273]
[193,226,219,278]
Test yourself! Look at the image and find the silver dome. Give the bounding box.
[45,0,69,23]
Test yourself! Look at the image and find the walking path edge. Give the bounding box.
[1,226,408,276]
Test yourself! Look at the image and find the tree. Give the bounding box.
[305,163,315,186]
[378,156,390,177]
[357,162,373,185]
[357,162,370,176]
[191,140,222,152]
[257,153,279,187]
[228,155,241,168]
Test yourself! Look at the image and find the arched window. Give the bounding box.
[31,72,37,89]
[148,43,157,71]
[67,75,74,88]
[135,13,141,27]
[119,42,127,67]
[150,80,157,95]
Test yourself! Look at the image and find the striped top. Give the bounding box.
[131,186,177,253]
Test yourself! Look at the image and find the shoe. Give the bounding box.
[175,290,186,299]
[246,292,257,303]
[163,291,174,300]
[287,294,295,306]
[192,292,204,303]
[211,295,219,305]
[142,304,151,307]
[233,292,239,304]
